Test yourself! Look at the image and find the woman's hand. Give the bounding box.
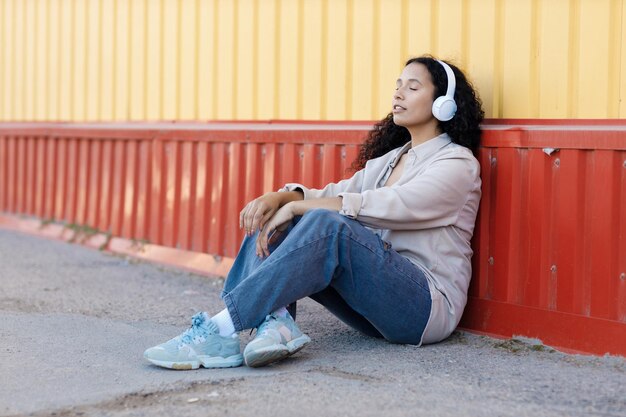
[256,203,296,257]
[239,191,304,236]
[239,192,283,236]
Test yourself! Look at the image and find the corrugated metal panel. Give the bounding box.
[1,121,625,356]
[462,122,626,356]
[1,0,625,121]
[473,126,626,316]
[0,122,364,257]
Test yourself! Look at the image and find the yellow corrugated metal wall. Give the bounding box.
[0,0,624,121]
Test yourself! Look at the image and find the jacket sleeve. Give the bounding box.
[337,155,480,230]
[280,168,366,199]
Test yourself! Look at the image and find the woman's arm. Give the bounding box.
[255,197,342,257]
[338,155,480,230]
[281,166,366,200]
[241,164,367,237]
[289,197,343,215]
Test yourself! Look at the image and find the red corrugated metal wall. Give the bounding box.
[0,123,364,258]
[463,121,626,356]
[1,121,625,356]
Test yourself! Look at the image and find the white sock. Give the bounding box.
[273,306,289,318]
[211,308,236,337]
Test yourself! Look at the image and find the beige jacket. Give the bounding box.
[282,133,481,344]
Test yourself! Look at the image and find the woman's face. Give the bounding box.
[392,62,437,129]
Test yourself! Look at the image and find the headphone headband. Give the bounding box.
[431,60,457,121]
[436,60,456,99]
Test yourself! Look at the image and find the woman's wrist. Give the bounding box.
[286,197,342,217]
[286,200,306,216]
[279,190,304,206]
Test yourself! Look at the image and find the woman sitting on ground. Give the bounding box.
[144,54,484,369]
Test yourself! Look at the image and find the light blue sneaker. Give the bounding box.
[144,312,243,370]
[243,312,311,368]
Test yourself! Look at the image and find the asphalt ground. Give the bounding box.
[1,228,624,417]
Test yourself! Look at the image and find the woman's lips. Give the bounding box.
[392,105,406,113]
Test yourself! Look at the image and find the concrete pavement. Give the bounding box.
[1,228,624,417]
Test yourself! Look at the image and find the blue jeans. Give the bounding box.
[221,209,432,344]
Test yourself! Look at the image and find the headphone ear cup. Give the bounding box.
[432,96,457,122]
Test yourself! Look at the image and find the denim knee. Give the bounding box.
[300,208,351,230]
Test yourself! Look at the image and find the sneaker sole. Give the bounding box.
[244,334,311,368]
[145,354,243,370]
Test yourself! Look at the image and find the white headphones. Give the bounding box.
[431,60,457,121]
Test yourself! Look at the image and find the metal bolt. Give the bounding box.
[623,160,626,168]
[299,151,304,159]
[341,150,346,159]
[550,265,557,273]
[554,158,560,167]
[488,256,494,266]
[490,157,497,167]
[620,272,626,281]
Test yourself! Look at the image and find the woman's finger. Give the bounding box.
[239,203,250,230]
[243,202,261,235]
[242,206,251,235]
[255,230,264,257]
[261,229,272,257]
[242,201,258,230]
[257,223,272,257]
[249,204,267,234]
[258,210,274,231]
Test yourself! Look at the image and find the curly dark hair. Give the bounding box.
[352,55,484,171]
